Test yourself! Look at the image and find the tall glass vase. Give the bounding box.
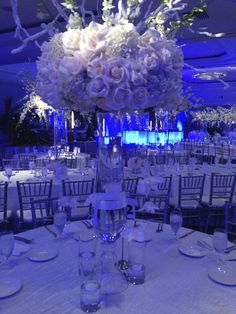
[95,112,124,193]
[92,112,127,242]
[93,112,128,294]
[53,109,68,149]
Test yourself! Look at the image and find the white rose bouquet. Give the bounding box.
[36,0,187,113]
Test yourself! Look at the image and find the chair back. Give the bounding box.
[17,180,53,222]
[62,179,95,220]
[62,179,94,199]
[0,182,8,223]
[18,154,36,170]
[30,197,55,228]
[2,159,22,171]
[178,174,205,208]
[209,174,236,205]
[225,202,236,241]
[123,177,139,198]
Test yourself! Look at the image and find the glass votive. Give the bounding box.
[78,235,97,277]
[127,240,146,285]
[80,280,101,313]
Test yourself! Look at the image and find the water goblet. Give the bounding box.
[213,228,227,268]
[170,209,183,240]
[54,207,67,240]
[0,232,14,269]
[29,161,35,174]
[4,167,13,183]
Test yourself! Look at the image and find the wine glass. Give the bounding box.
[170,209,183,240]
[4,167,13,183]
[54,206,67,239]
[213,228,227,268]
[29,161,35,174]
[0,232,14,269]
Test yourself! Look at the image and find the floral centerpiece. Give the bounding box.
[36,1,184,113]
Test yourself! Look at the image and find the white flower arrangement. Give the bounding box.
[192,106,236,125]
[19,92,55,125]
[35,0,190,113]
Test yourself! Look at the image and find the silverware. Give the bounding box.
[178,230,195,239]
[44,225,58,238]
[225,245,236,254]
[227,259,236,261]
[197,240,213,251]
[81,220,93,229]
[14,235,32,244]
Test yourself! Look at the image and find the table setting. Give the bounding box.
[1,212,236,314]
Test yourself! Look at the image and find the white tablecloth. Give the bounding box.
[1,221,236,313]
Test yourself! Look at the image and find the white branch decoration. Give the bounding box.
[51,0,69,22]
[10,0,70,54]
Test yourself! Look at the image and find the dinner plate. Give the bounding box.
[12,241,31,256]
[0,278,22,298]
[178,244,207,258]
[27,248,58,262]
[208,263,236,286]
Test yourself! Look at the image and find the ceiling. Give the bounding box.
[1,0,236,106]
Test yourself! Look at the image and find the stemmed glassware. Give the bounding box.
[4,167,13,183]
[0,232,14,269]
[29,161,35,174]
[53,206,67,240]
[213,228,227,268]
[170,209,183,240]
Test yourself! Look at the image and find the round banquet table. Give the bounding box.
[1,221,236,314]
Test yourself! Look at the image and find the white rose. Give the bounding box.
[87,57,106,78]
[105,58,129,84]
[87,77,110,98]
[62,29,81,54]
[112,83,132,110]
[79,22,109,61]
[58,56,85,76]
[138,48,159,70]
[138,29,160,48]
[130,63,147,86]
[131,87,148,110]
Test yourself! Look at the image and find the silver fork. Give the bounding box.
[81,220,93,229]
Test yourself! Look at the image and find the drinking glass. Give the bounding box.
[78,235,97,277]
[213,228,227,268]
[127,240,146,285]
[54,207,67,239]
[0,232,14,269]
[4,167,13,183]
[170,209,183,240]
[29,161,35,174]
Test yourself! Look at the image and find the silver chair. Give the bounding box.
[225,202,236,243]
[62,179,94,220]
[30,197,56,228]
[178,174,205,229]
[202,174,236,232]
[0,182,8,227]
[17,180,53,229]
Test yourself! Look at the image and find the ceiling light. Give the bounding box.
[193,72,227,80]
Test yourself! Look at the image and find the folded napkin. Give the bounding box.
[58,196,77,210]
[13,241,31,256]
[63,222,80,233]
[139,201,160,213]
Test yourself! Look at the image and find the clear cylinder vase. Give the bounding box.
[53,109,68,149]
[95,112,124,193]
